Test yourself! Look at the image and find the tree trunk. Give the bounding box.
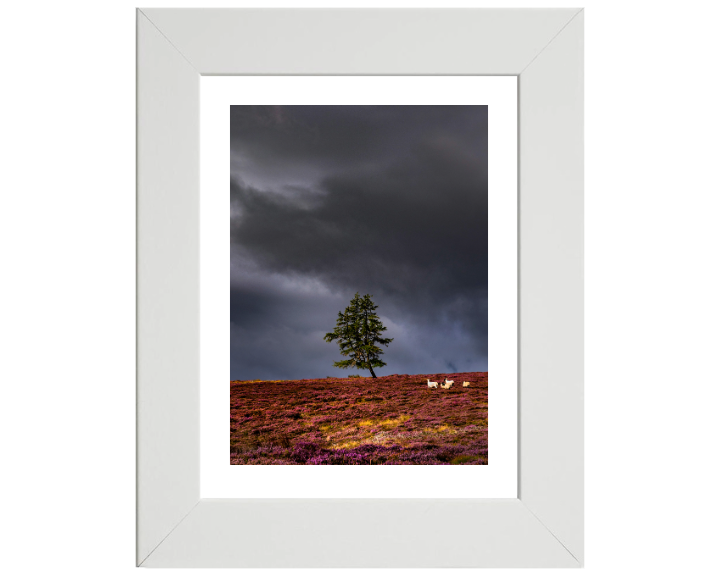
[369,366,377,378]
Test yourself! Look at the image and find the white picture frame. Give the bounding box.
[137,8,583,568]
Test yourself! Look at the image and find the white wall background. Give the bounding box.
[1,1,718,574]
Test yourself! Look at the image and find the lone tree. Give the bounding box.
[324,292,393,378]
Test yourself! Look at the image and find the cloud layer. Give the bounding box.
[230,105,488,380]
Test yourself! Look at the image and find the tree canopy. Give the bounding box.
[323,293,393,378]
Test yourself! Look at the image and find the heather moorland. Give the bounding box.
[230,372,488,465]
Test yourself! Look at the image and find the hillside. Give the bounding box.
[230,372,488,465]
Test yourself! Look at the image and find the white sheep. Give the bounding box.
[462,381,471,387]
[441,380,453,389]
[427,379,438,389]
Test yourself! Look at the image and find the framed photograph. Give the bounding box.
[199,76,518,501]
[137,8,583,568]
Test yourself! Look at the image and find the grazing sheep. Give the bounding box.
[427,379,438,389]
[441,380,453,389]
[462,381,471,387]
[444,379,454,386]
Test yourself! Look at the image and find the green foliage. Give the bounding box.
[450,454,477,465]
[323,293,394,378]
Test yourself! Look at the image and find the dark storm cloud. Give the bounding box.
[231,105,486,169]
[230,105,488,380]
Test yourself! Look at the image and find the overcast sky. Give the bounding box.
[230,105,488,380]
